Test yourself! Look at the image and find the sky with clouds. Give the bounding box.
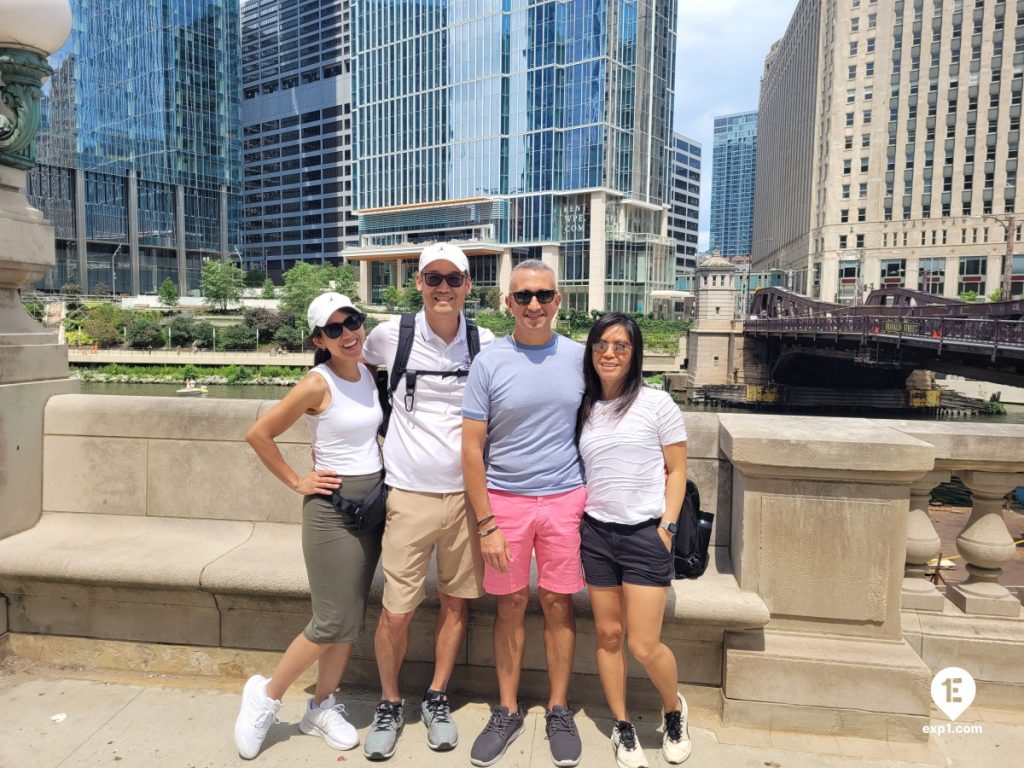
[673,0,799,249]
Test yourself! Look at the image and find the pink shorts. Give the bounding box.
[483,486,587,596]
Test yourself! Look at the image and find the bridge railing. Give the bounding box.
[745,315,1024,346]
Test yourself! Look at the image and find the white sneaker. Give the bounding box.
[234,675,282,759]
[299,693,359,750]
[662,692,691,764]
[611,720,648,768]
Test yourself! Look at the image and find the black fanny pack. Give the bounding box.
[330,478,388,531]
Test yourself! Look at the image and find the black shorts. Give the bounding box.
[580,514,674,588]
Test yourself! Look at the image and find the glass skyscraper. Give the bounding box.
[28,0,241,295]
[709,111,757,258]
[240,0,359,279]
[668,133,701,274]
[350,0,677,312]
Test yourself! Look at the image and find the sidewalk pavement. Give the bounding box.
[2,658,1022,768]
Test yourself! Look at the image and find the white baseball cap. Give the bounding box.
[307,292,359,331]
[419,242,470,275]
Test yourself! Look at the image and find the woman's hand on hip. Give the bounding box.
[657,526,674,553]
[294,469,341,495]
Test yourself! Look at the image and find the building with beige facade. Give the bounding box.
[752,0,1024,303]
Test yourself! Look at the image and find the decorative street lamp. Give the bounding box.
[0,0,73,337]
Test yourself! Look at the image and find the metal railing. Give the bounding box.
[745,315,1024,348]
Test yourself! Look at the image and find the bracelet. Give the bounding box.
[476,515,495,528]
[479,524,500,538]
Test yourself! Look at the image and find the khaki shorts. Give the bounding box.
[381,488,485,614]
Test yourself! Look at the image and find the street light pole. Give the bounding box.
[110,243,124,297]
[983,213,1016,300]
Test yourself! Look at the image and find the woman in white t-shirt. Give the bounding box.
[576,312,691,768]
[233,293,383,760]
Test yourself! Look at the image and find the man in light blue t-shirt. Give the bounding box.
[462,260,585,768]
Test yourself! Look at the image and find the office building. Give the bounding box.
[753,0,1024,302]
[28,0,241,295]
[349,0,678,312]
[668,133,702,273]
[240,0,358,279]
[710,111,757,259]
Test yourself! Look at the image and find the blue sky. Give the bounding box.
[673,0,799,249]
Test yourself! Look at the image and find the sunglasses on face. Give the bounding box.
[511,289,557,306]
[320,314,365,338]
[421,271,467,288]
[592,340,632,354]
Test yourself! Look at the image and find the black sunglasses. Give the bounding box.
[320,314,365,338]
[511,289,557,306]
[421,271,467,288]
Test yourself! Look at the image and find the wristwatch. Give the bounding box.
[660,520,678,535]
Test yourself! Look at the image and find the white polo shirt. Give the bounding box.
[363,311,495,493]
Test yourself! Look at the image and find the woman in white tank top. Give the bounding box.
[233,292,383,760]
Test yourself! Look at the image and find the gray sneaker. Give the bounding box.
[364,699,404,761]
[470,704,525,767]
[421,689,458,750]
[545,705,582,767]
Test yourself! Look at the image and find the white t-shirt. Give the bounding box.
[578,387,687,525]
[362,311,496,493]
[305,363,383,475]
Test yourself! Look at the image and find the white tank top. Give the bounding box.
[304,363,383,475]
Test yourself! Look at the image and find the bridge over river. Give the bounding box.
[744,287,1024,387]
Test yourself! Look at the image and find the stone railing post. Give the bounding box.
[719,415,936,742]
[947,470,1023,617]
[891,422,1024,617]
[902,469,949,611]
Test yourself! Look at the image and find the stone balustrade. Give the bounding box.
[1,395,1023,741]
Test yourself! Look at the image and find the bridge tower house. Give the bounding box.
[685,256,768,389]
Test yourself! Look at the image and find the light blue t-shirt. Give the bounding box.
[463,334,585,495]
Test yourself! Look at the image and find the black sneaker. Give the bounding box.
[545,705,582,766]
[470,704,525,767]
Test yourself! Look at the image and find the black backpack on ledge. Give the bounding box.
[674,480,715,579]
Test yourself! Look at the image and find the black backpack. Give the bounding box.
[674,480,715,579]
[376,313,481,437]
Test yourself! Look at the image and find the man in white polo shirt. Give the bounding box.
[360,242,495,761]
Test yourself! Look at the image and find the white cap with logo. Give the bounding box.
[419,242,470,275]
[307,292,359,332]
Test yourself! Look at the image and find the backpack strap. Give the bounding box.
[466,319,480,360]
[388,313,417,402]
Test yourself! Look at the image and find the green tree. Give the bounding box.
[279,262,331,317]
[243,307,283,336]
[261,278,277,299]
[81,303,128,347]
[329,262,360,300]
[157,277,180,307]
[168,314,197,344]
[273,324,305,351]
[244,268,268,288]
[483,286,502,311]
[381,284,403,310]
[192,321,215,348]
[201,260,246,311]
[401,272,424,310]
[126,318,164,349]
[219,323,258,350]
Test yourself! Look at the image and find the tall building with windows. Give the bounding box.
[668,133,702,274]
[710,111,757,259]
[349,0,677,312]
[753,0,1024,302]
[28,0,241,295]
[240,0,358,279]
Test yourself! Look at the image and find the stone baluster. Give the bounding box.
[902,470,949,611]
[946,470,1023,617]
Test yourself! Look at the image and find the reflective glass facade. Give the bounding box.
[240,0,359,278]
[668,133,701,274]
[709,111,757,259]
[351,0,677,312]
[27,0,241,295]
